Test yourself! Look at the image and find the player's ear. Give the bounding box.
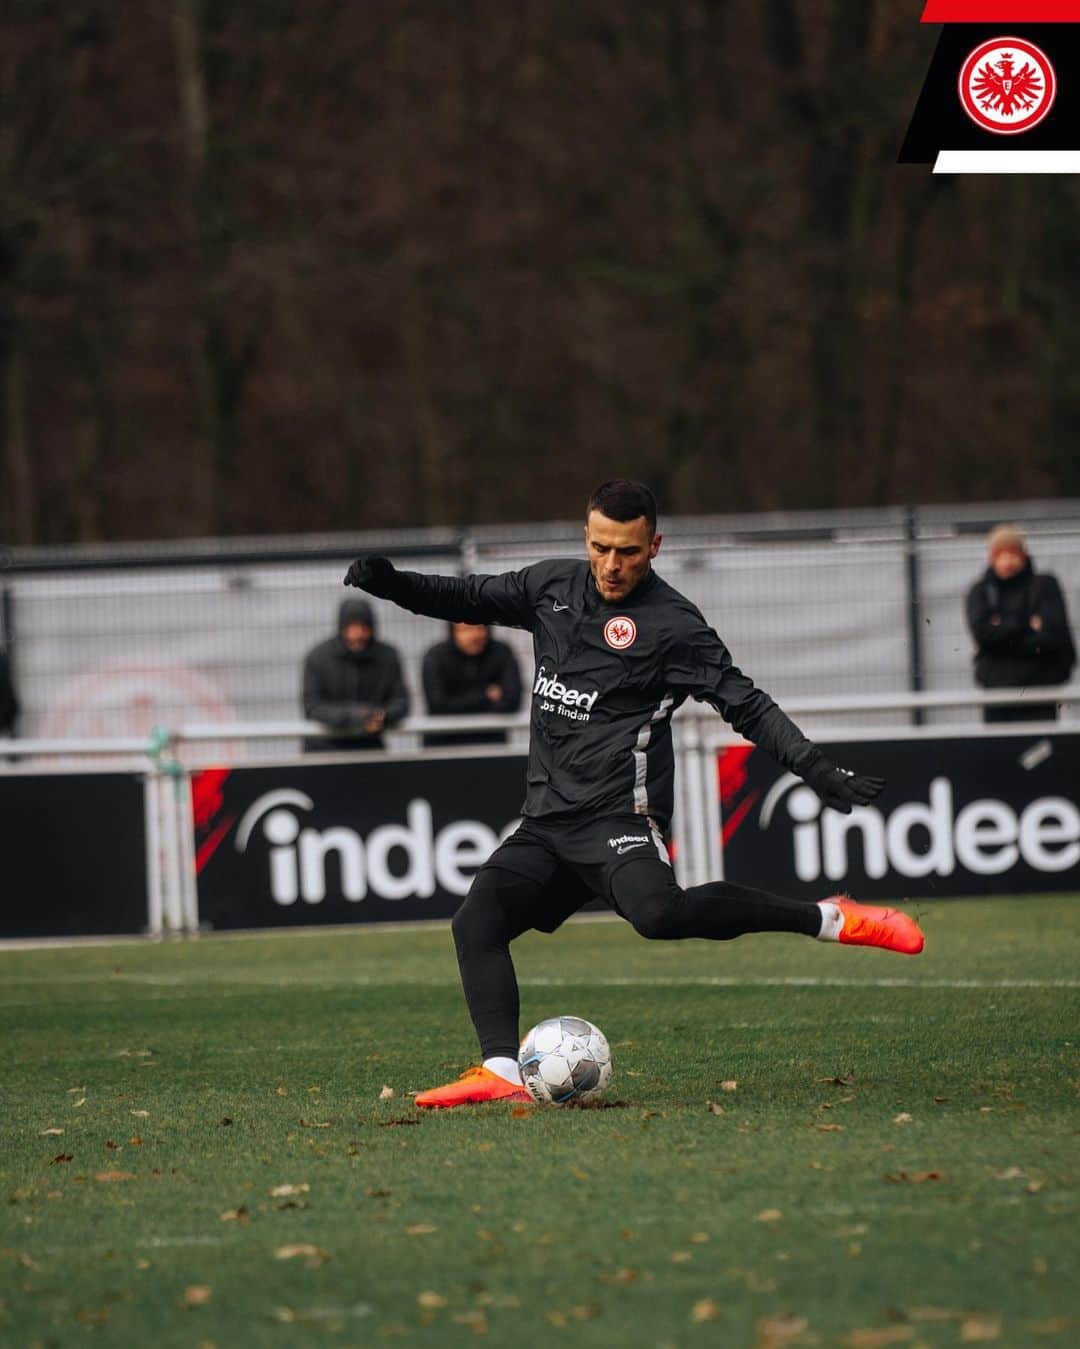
[650,532,662,560]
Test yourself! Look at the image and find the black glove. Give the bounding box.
[343,554,396,593]
[802,756,885,814]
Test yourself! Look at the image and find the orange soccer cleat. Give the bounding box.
[414,1066,532,1109]
[831,896,925,955]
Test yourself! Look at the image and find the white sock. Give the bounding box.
[816,900,844,942]
[483,1056,522,1085]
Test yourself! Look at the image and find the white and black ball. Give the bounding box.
[518,1016,612,1105]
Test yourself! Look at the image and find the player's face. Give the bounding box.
[585,511,661,603]
[991,546,1026,581]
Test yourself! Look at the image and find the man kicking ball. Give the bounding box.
[345,480,924,1107]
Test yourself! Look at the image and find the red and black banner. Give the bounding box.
[192,755,531,930]
[718,732,1080,901]
[900,4,1080,167]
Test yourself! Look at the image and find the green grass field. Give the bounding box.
[2,896,1078,1348]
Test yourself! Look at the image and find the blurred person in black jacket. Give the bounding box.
[966,524,1076,723]
[422,622,522,747]
[302,598,409,751]
[0,647,17,736]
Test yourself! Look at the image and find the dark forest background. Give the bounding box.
[3,1,1079,545]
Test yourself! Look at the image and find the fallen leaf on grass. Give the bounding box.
[756,1209,783,1223]
[275,1243,329,1266]
[105,1141,121,1151]
[821,1073,855,1086]
[598,1267,638,1286]
[892,1113,913,1124]
[417,1291,447,1309]
[757,1313,809,1342]
[451,1309,488,1333]
[843,1328,913,1347]
[220,1207,250,1224]
[706,1102,726,1115]
[94,1170,134,1182]
[720,1080,738,1092]
[1027,1316,1072,1335]
[884,1171,942,1184]
[993,1166,1024,1181]
[510,1106,532,1118]
[405,1225,437,1236]
[378,1085,395,1100]
[71,1098,87,1109]
[1026,1179,1045,1194]
[690,1232,710,1244]
[275,1086,288,1097]
[691,1298,721,1323]
[933,1096,949,1104]
[50,1153,74,1165]
[129,1136,143,1146]
[960,1314,1001,1341]
[131,1110,150,1118]
[378,1118,420,1128]
[814,1123,845,1132]
[67,1086,86,1093]
[299,1119,331,1129]
[184,1285,211,1307]
[671,1251,692,1263]
[39,1128,64,1137]
[271,1183,309,1197]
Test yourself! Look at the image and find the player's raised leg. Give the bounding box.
[607,859,924,954]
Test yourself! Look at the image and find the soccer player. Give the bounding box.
[344,481,924,1107]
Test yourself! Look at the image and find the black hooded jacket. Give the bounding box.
[422,628,523,717]
[966,561,1076,690]
[365,558,823,829]
[302,599,409,751]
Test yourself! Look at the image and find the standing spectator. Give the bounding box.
[302,599,408,751]
[422,622,523,746]
[0,646,17,736]
[966,524,1076,723]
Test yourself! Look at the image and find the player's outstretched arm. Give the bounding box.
[344,554,534,630]
[666,617,885,815]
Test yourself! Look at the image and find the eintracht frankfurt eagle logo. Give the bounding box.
[959,37,1056,135]
[603,616,637,649]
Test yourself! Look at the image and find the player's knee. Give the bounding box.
[452,872,513,953]
[628,902,681,941]
[611,862,683,941]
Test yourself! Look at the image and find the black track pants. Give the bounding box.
[450,859,822,1061]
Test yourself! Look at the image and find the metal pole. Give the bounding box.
[144,772,164,937]
[176,769,200,934]
[904,505,926,727]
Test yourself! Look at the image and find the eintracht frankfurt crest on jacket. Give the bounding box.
[959,37,1057,133]
[899,5,1080,173]
[603,616,637,649]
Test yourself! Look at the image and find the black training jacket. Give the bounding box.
[368,559,821,829]
[966,564,1076,690]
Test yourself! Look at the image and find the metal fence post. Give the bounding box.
[904,505,926,726]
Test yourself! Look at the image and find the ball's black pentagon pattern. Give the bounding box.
[560,1017,592,1037]
[570,1057,601,1093]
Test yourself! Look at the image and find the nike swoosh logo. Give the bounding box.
[616,841,648,855]
[553,602,570,612]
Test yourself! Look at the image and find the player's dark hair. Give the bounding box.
[586,480,657,535]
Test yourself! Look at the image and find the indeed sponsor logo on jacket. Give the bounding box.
[532,666,599,714]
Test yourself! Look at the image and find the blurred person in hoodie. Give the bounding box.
[302,598,409,751]
[966,524,1076,723]
[422,622,523,747]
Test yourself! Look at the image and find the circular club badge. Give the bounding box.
[959,37,1056,136]
[604,615,637,649]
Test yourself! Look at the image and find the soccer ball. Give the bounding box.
[518,1016,612,1105]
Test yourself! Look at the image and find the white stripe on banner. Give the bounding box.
[934,150,1080,174]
